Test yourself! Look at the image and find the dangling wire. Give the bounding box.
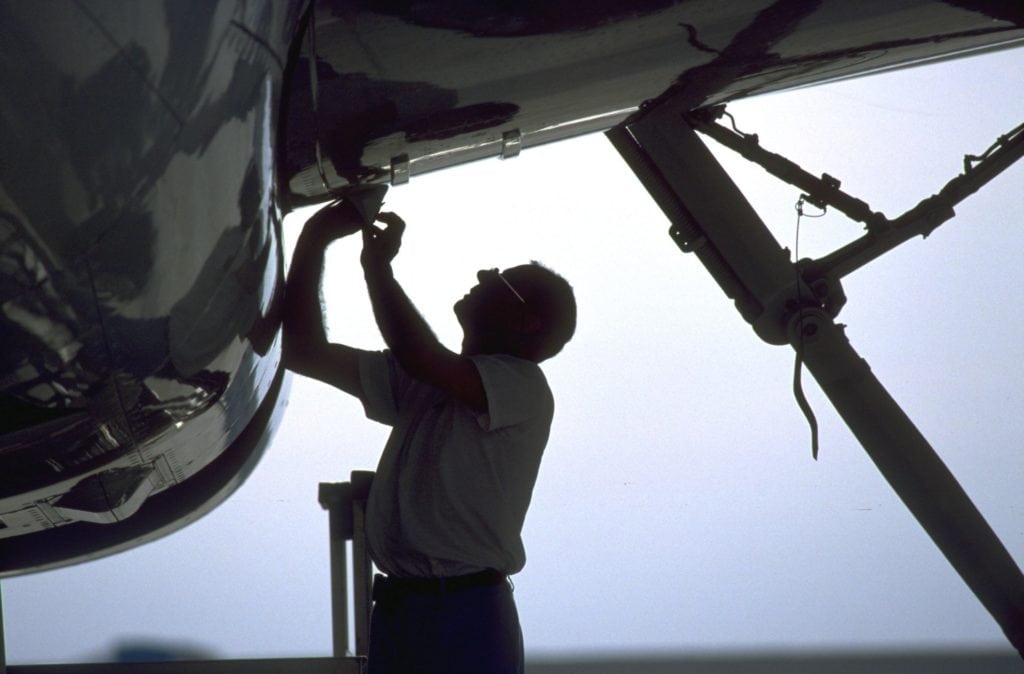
[307,4,333,194]
[793,196,823,460]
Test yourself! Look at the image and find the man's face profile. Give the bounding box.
[455,268,526,335]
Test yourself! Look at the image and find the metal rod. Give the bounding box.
[690,111,882,227]
[1,580,7,674]
[318,482,352,657]
[813,123,1024,281]
[793,311,1024,657]
[350,471,375,658]
[694,109,1024,284]
[306,0,333,194]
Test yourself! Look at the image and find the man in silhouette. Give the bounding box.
[283,197,576,674]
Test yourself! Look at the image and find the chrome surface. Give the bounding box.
[0,1,305,575]
[280,0,1024,203]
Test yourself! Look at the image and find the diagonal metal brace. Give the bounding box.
[812,121,1024,282]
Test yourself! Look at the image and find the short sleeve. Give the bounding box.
[358,350,403,425]
[471,355,553,432]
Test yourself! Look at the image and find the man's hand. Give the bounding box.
[361,211,406,272]
[305,199,364,242]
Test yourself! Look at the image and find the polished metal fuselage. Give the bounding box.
[0,1,304,575]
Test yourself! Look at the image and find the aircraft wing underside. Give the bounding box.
[280,0,1024,205]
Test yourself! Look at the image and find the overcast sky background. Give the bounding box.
[4,47,1023,664]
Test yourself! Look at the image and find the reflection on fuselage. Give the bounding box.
[0,0,301,575]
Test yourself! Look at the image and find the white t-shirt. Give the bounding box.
[358,350,553,578]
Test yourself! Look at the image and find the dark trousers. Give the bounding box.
[367,573,524,674]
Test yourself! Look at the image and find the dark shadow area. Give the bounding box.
[943,0,1024,25]
[111,638,217,662]
[281,60,459,184]
[338,0,677,37]
[526,649,1023,673]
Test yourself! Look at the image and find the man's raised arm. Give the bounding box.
[360,213,487,413]
[282,200,366,399]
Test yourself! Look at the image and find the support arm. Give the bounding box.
[794,309,1024,656]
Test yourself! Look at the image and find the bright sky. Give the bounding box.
[4,47,1023,664]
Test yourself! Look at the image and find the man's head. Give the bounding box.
[454,262,576,362]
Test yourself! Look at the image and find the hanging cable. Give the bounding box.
[793,196,823,459]
[306,3,333,194]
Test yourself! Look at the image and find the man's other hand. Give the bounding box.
[362,212,406,271]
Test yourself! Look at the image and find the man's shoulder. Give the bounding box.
[470,353,553,425]
[470,353,548,385]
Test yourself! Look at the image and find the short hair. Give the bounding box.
[513,262,577,361]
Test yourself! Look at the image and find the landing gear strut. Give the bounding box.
[608,97,1024,658]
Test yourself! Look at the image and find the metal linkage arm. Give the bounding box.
[1,580,7,674]
[690,109,1024,284]
[608,107,1024,659]
[318,471,375,659]
[687,107,884,228]
[813,121,1024,281]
